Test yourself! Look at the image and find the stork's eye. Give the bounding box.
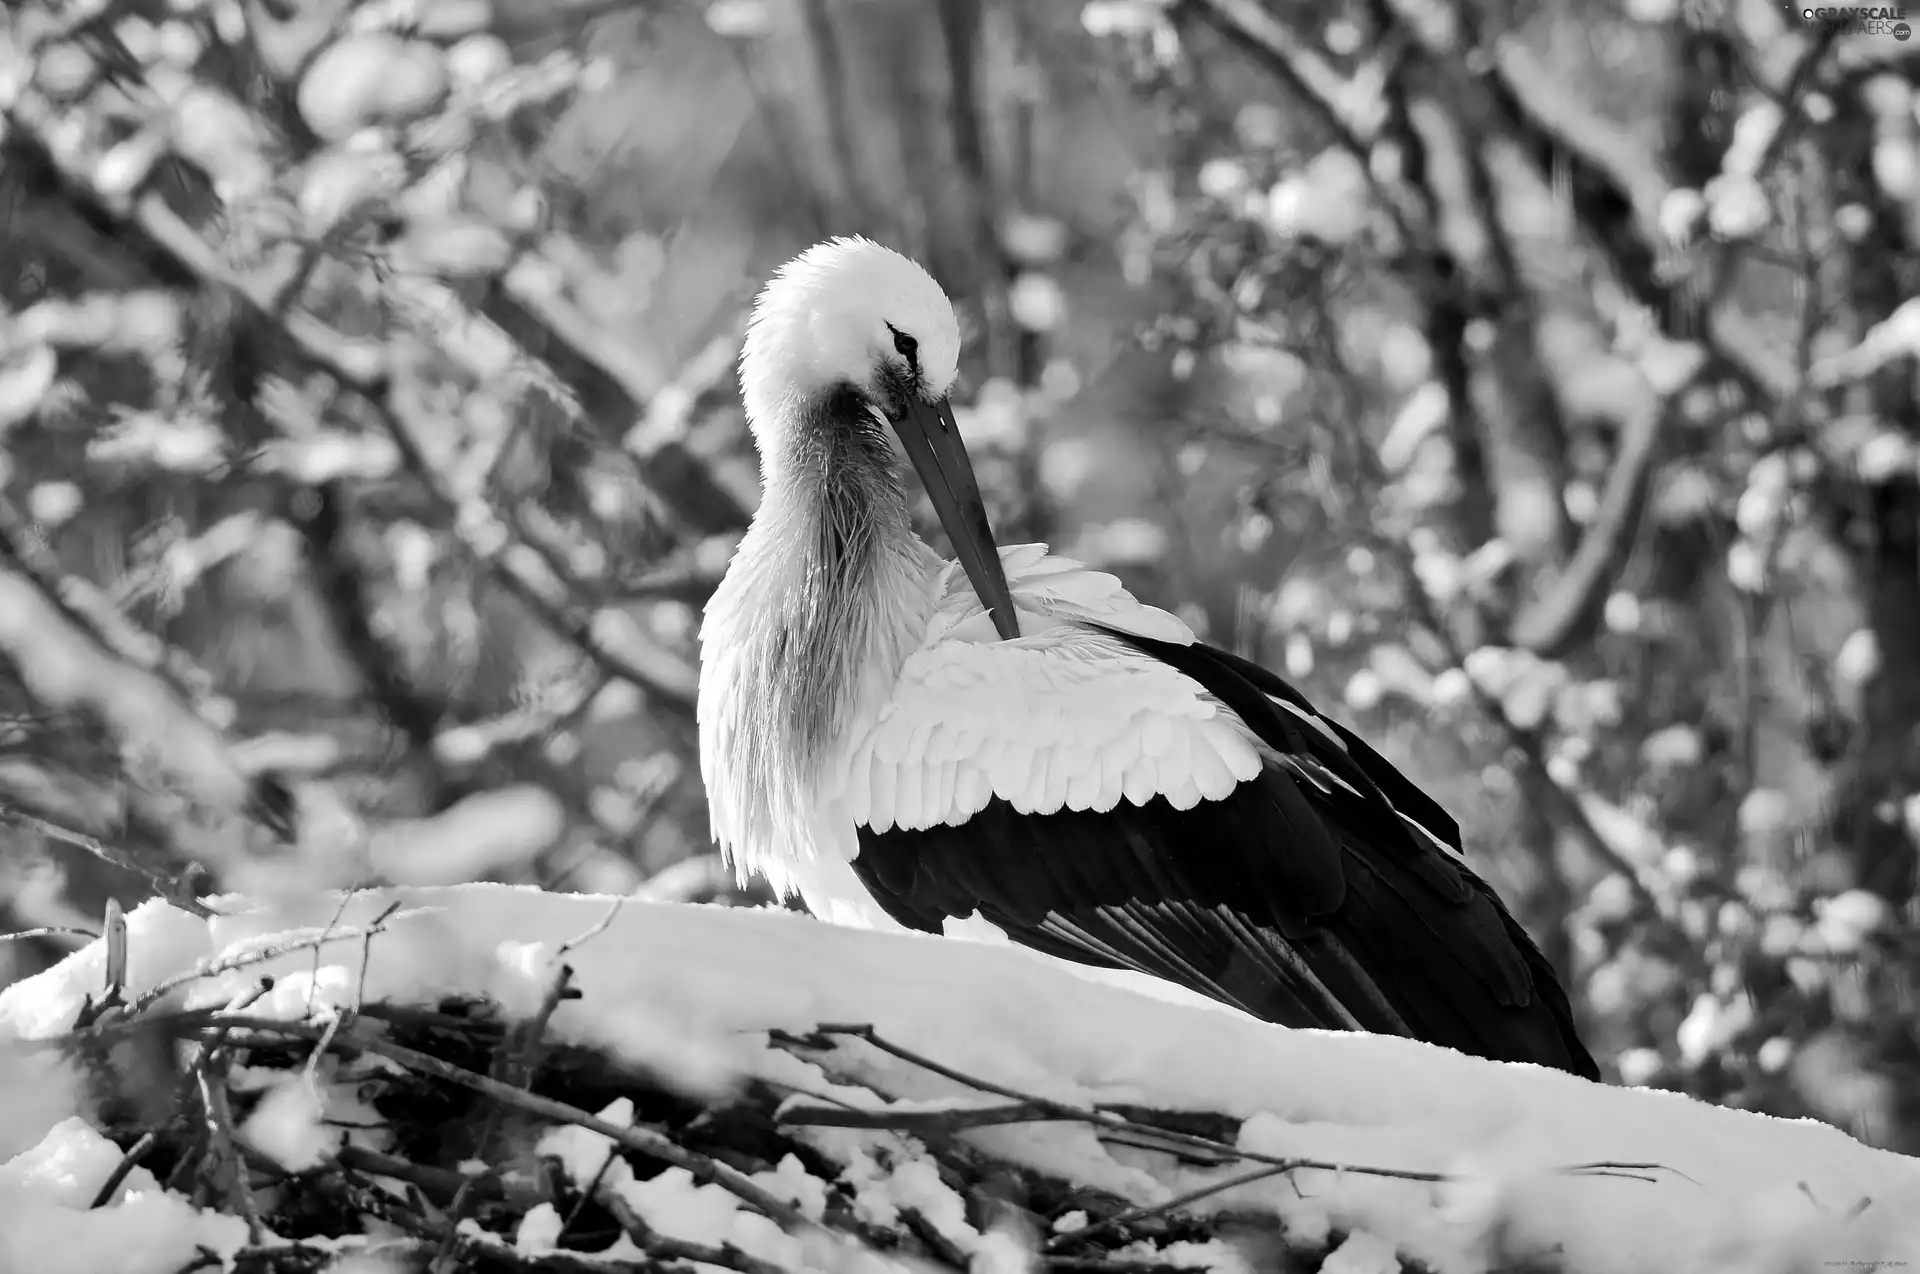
[891,328,919,363]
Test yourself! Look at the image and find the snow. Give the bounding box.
[0,1117,250,1274]
[2,883,1917,1274]
[514,1203,566,1253]
[1321,1231,1401,1274]
[240,1074,333,1172]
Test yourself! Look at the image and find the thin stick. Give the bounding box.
[1045,1165,1293,1253]
[554,1147,622,1244]
[307,889,361,1020]
[779,1098,1074,1134]
[197,1064,263,1242]
[0,804,213,917]
[778,1096,1239,1142]
[133,912,412,1013]
[89,1131,159,1208]
[558,896,626,956]
[0,926,100,943]
[350,900,403,1013]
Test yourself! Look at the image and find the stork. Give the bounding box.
[699,237,1599,1080]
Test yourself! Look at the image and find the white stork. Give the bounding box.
[699,237,1599,1080]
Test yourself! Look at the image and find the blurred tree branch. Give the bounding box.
[289,482,456,809]
[479,277,750,536]
[1132,0,1920,1139]
[0,119,701,713]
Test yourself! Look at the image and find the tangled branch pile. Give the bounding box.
[39,918,1534,1274]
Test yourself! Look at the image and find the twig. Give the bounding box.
[197,1062,263,1242]
[506,961,576,1087]
[0,803,214,917]
[89,1130,159,1208]
[559,895,627,956]
[162,980,280,1216]
[0,925,101,943]
[778,1098,1240,1143]
[554,1147,622,1245]
[39,1004,225,1049]
[308,889,362,1020]
[132,912,412,1014]
[349,900,401,1014]
[1043,1164,1292,1253]
[778,1098,1071,1133]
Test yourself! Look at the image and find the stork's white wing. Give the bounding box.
[823,545,1265,833]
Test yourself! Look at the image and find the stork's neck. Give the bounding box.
[710,386,940,774]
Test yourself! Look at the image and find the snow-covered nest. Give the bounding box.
[0,885,1915,1274]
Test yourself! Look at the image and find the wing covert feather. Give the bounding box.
[826,553,1264,832]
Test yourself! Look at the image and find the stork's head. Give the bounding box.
[738,237,1018,640]
[741,236,961,426]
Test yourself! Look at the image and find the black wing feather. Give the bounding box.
[850,628,1599,1080]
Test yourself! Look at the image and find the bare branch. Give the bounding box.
[480,275,751,536]
[1181,0,1389,155]
[0,802,214,918]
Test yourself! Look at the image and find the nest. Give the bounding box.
[58,995,1303,1273]
[30,906,1659,1274]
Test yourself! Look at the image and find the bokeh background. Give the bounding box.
[4,0,1919,1153]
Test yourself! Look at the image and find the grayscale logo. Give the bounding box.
[1785,4,1913,37]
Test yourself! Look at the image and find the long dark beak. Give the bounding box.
[894,396,1020,640]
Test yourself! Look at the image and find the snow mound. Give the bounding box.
[1,883,1915,1274]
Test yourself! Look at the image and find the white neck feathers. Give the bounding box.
[698,411,939,889]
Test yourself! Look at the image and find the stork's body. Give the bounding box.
[700,238,1598,1080]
